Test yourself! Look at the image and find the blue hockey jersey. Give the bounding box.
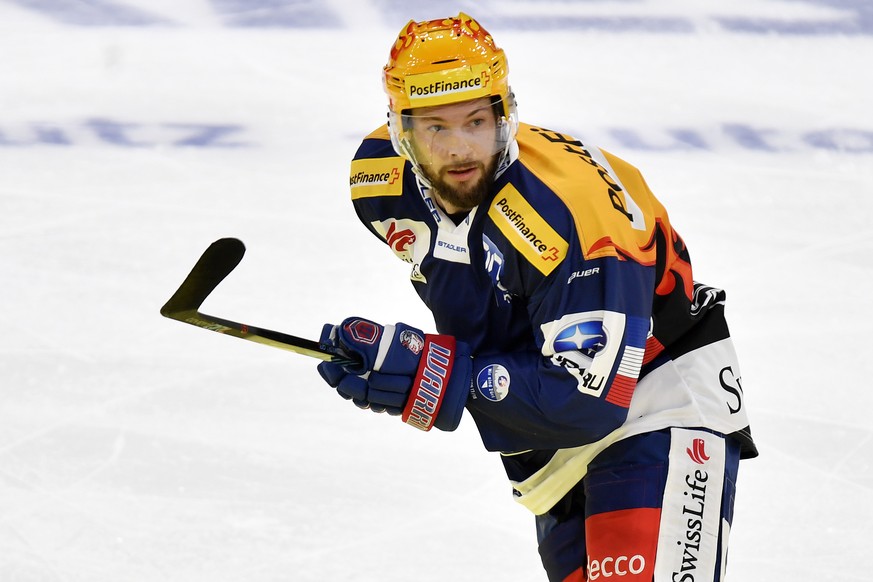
[349,122,756,513]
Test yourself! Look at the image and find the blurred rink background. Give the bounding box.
[1,1,872,580]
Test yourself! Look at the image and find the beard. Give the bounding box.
[422,156,497,212]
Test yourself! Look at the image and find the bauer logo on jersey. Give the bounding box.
[488,184,568,275]
[405,64,491,108]
[350,157,404,199]
[476,364,510,402]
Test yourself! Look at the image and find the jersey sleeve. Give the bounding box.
[349,125,410,241]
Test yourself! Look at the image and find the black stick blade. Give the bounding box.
[160,238,246,317]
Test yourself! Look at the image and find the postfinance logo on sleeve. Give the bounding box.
[350,157,405,199]
[488,184,568,275]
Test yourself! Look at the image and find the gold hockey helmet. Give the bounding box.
[382,13,518,180]
[383,12,514,118]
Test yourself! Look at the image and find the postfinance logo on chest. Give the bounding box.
[488,185,568,275]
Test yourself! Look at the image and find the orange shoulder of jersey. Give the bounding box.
[350,125,405,200]
[513,123,667,266]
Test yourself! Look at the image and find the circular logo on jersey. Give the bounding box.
[476,364,510,402]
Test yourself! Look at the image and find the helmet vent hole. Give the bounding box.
[432,58,460,65]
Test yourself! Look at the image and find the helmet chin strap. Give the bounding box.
[495,135,519,181]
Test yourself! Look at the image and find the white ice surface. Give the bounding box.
[2,1,872,580]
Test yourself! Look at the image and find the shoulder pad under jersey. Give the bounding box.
[514,124,665,267]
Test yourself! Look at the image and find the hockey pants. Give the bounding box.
[536,428,741,582]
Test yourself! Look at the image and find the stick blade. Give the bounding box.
[160,238,246,317]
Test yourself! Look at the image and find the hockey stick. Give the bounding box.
[160,238,360,366]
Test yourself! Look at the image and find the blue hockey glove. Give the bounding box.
[316,317,471,431]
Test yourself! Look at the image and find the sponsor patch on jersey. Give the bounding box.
[350,157,404,199]
[370,218,430,283]
[475,364,511,402]
[488,184,568,275]
[541,311,625,398]
[434,228,471,264]
[404,64,491,108]
[554,320,608,357]
[542,311,649,406]
[585,508,659,582]
[654,428,727,582]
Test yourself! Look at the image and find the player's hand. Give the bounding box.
[316,317,471,431]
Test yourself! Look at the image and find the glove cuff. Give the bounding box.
[402,334,469,432]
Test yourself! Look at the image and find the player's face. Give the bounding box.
[407,97,499,213]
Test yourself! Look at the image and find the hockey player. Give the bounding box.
[317,13,757,582]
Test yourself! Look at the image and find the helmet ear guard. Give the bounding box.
[386,109,416,176]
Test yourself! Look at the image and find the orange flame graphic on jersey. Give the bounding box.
[643,218,694,301]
